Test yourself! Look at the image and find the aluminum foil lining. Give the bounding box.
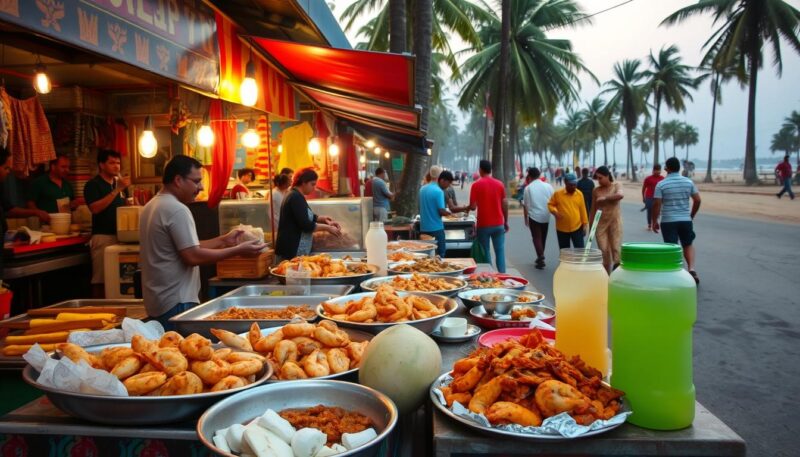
[433,374,631,438]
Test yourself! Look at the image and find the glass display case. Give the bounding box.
[218,199,273,243]
[308,197,372,252]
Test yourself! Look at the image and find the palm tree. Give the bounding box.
[634,120,654,169]
[456,0,593,181]
[579,97,614,168]
[661,119,681,158]
[562,109,585,171]
[675,123,700,163]
[663,0,800,184]
[492,0,512,182]
[783,110,800,162]
[644,45,699,166]
[771,125,798,158]
[603,59,648,181]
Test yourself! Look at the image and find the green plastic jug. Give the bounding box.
[609,243,696,430]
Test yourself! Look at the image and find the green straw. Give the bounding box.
[584,210,603,255]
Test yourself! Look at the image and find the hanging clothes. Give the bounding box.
[6,91,56,174]
[113,119,128,156]
[277,122,313,173]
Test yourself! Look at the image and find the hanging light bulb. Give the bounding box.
[197,114,215,147]
[308,138,321,155]
[277,144,283,154]
[427,147,432,156]
[33,62,51,94]
[384,151,390,159]
[329,143,340,156]
[374,146,381,156]
[359,154,366,164]
[138,116,157,158]
[365,140,375,149]
[240,59,258,107]
[241,119,260,149]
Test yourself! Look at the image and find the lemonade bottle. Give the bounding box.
[609,243,696,430]
[553,248,608,376]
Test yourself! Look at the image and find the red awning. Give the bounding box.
[249,37,422,135]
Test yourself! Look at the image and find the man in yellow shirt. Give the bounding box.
[548,173,588,249]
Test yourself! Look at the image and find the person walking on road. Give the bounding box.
[590,166,624,273]
[642,164,664,230]
[371,167,394,222]
[523,167,554,269]
[576,167,595,218]
[652,157,702,284]
[547,172,588,249]
[467,160,508,273]
[775,155,795,200]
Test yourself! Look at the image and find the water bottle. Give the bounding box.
[609,243,696,430]
[365,222,388,276]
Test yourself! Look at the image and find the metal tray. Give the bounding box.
[386,240,437,256]
[458,288,544,309]
[21,344,272,425]
[270,262,379,287]
[198,380,398,457]
[317,291,459,335]
[0,299,144,370]
[170,296,333,338]
[360,274,467,297]
[387,261,467,277]
[219,284,353,298]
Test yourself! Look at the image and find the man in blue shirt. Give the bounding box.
[371,167,394,222]
[419,170,468,257]
[652,157,702,284]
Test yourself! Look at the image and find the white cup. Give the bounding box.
[440,317,468,337]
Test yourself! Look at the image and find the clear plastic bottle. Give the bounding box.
[365,221,388,276]
[553,248,609,376]
[609,243,696,430]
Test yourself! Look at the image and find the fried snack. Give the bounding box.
[234,321,367,380]
[5,329,89,345]
[443,329,624,427]
[273,254,372,278]
[387,240,436,251]
[510,307,538,320]
[279,405,373,447]
[387,251,417,262]
[208,305,316,320]
[390,258,461,274]
[2,343,58,356]
[322,284,446,323]
[383,273,458,292]
[312,230,359,250]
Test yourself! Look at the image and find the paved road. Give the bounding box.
[454,185,799,456]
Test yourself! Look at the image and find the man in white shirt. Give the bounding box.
[522,167,554,269]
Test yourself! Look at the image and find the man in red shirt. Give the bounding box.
[641,164,664,230]
[467,160,508,272]
[775,155,795,200]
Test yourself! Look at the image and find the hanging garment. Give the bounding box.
[6,93,56,174]
[113,120,128,156]
[277,122,313,173]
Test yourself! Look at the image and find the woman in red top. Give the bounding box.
[230,168,255,199]
[641,164,664,230]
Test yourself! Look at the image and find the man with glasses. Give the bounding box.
[139,156,266,329]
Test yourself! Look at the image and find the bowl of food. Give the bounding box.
[458,288,544,309]
[198,380,398,457]
[386,240,437,256]
[479,293,516,315]
[359,273,467,297]
[387,258,466,277]
[21,335,272,425]
[386,251,429,262]
[271,255,378,286]
[463,273,528,291]
[317,286,458,335]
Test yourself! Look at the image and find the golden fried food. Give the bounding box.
[273,254,372,278]
[443,329,624,427]
[510,307,538,320]
[208,305,316,320]
[373,273,458,292]
[390,258,461,274]
[387,240,436,251]
[279,405,373,447]
[233,321,365,380]
[321,285,446,323]
[158,371,203,396]
[312,230,360,250]
[210,328,253,352]
[123,371,167,396]
[387,251,416,261]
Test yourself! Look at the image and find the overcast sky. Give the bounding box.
[331,0,800,163]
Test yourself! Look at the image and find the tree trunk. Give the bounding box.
[492,0,511,183]
[627,128,637,182]
[389,0,406,53]
[654,93,661,166]
[602,140,608,166]
[506,97,519,182]
[743,49,759,184]
[394,0,432,216]
[592,141,596,168]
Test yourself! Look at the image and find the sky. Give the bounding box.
[330,0,800,164]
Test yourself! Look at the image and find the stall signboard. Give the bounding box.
[0,0,219,93]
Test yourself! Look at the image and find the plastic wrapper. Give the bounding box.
[22,343,49,372]
[122,317,164,342]
[67,329,125,346]
[78,361,128,396]
[234,224,265,243]
[433,375,631,439]
[26,346,129,396]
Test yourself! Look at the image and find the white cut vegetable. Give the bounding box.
[341,428,377,450]
[314,445,345,457]
[257,409,296,443]
[212,434,231,453]
[226,424,246,453]
[291,427,327,457]
[331,444,347,453]
[243,426,293,457]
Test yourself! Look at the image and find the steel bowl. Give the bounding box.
[458,288,545,309]
[387,261,467,277]
[359,274,467,297]
[270,262,379,287]
[317,291,459,335]
[479,293,516,315]
[21,345,273,425]
[197,380,398,457]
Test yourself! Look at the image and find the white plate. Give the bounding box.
[430,324,481,343]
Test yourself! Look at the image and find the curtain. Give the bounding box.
[207,100,237,208]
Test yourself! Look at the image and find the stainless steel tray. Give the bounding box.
[0,299,144,371]
[387,261,467,277]
[21,344,272,425]
[170,296,332,338]
[317,291,459,335]
[219,284,354,298]
[458,288,545,309]
[360,274,467,297]
[270,262,378,287]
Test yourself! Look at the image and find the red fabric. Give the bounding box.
[6,91,56,174]
[302,86,418,128]
[230,183,249,199]
[314,112,333,193]
[470,176,506,228]
[643,174,665,199]
[341,132,360,197]
[207,100,237,208]
[113,122,128,156]
[364,178,373,197]
[776,161,792,180]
